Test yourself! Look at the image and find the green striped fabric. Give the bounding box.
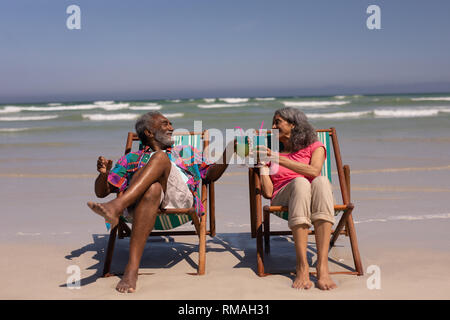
[272,131,340,220]
[125,134,202,230]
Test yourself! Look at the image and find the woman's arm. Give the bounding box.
[278,147,325,178]
[259,166,274,199]
[257,145,325,179]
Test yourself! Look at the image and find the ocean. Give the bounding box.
[1,93,450,236]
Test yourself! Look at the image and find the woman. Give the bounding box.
[257,107,337,290]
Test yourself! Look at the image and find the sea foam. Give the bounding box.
[0,127,32,132]
[129,104,162,110]
[219,98,249,103]
[82,113,139,121]
[373,108,442,118]
[0,115,59,121]
[197,103,248,109]
[411,97,450,101]
[255,97,276,101]
[306,111,371,119]
[2,103,130,112]
[0,106,23,114]
[83,112,183,121]
[283,101,350,108]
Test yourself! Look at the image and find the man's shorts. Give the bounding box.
[123,162,194,223]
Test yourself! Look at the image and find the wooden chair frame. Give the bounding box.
[102,130,216,277]
[248,127,363,277]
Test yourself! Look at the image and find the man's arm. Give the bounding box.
[205,139,236,182]
[94,156,117,198]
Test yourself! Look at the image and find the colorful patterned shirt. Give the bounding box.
[107,145,211,217]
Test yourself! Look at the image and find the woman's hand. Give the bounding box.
[253,145,279,165]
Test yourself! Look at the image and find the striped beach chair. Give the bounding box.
[102,131,216,277]
[248,128,363,277]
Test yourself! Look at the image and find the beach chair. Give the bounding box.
[248,128,363,276]
[102,130,216,277]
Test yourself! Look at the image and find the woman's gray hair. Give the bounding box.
[274,107,317,152]
[135,111,162,145]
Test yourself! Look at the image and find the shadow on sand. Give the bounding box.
[60,232,353,288]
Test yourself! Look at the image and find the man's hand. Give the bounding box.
[97,156,113,174]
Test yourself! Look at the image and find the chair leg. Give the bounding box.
[249,168,257,238]
[264,210,270,254]
[345,213,364,276]
[330,205,353,247]
[256,206,267,276]
[102,225,118,277]
[330,205,364,276]
[198,213,206,275]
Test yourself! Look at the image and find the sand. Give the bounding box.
[1,221,449,300]
[1,163,450,300]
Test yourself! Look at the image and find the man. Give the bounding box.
[87,111,234,293]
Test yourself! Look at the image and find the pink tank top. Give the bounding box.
[270,141,325,199]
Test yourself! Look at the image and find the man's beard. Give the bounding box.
[154,130,174,149]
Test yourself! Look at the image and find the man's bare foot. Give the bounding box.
[116,269,138,293]
[292,268,313,289]
[316,265,337,290]
[87,201,120,229]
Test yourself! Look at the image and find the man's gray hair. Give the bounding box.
[135,111,162,145]
[274,107,317,152]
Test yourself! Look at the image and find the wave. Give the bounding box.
[283,101,350,108]
[411,97,450,101]
[0,115,58,121]
[82,113,139,121]
[164,113,184,118]
[334,95,346,100]
[355,213,450,224]
[0,106,23,114]
[197,103,248,109]
[0,103,130,112]
[219,98,249,103]
[0,127,32,132]
[306,111,371,119]
[129,104,162,110]
[47,103,62,106]
[82,112,184,121]
[254,97,276,101]
[373,108,450,118]
[94,100,115,105]
[307,108,450,120]
[203,98,216,103]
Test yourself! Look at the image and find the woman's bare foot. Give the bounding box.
[87,201,121,229]
[116,269,138,293]
[316,264,337,290]
[292,268,313,289]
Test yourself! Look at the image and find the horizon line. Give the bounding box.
[1,90,450,106]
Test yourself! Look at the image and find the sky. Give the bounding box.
[1,0,450,103]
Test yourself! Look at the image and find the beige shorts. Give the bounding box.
[271,176,335,229]
[124,162,194,222]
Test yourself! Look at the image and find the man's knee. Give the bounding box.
[142,182,162,202]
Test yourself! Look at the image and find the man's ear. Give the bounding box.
[144,128,153,140]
